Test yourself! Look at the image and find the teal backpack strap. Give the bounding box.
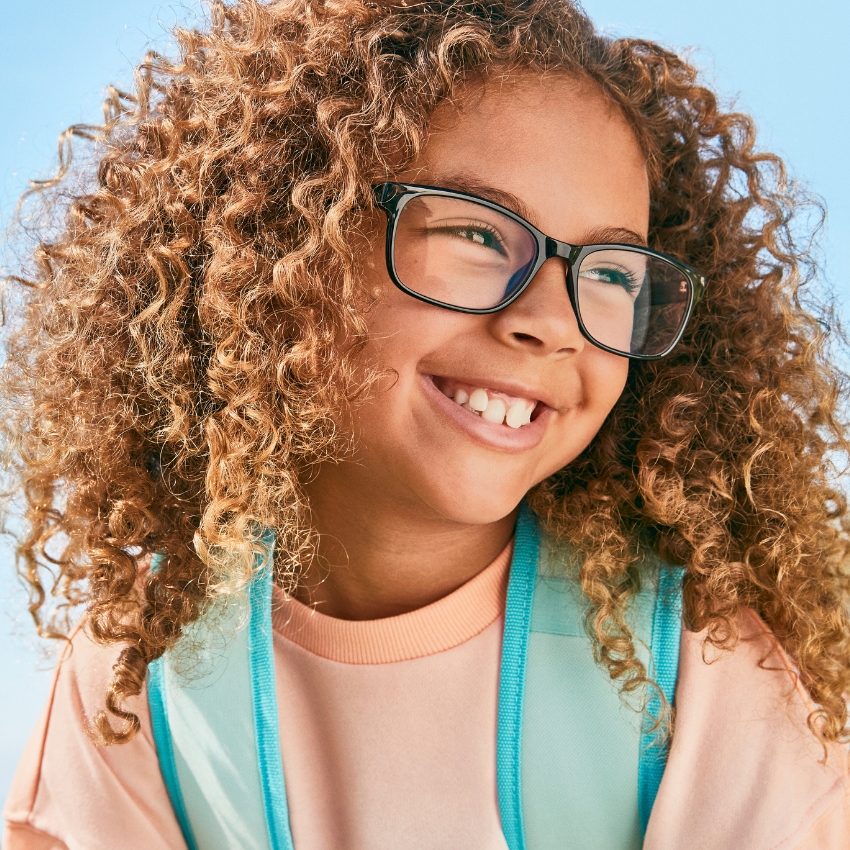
[497,503,539,850]
[147,534,295,850]
[638,565,684,834]
[498,506,685,850]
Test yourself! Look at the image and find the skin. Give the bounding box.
[299,74,649,619]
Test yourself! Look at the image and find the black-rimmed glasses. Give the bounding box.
[373,182,706,360]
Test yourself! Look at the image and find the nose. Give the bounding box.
[489,257,586,357]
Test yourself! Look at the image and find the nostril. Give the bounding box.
[512,332,542,346]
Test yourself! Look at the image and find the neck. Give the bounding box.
[297,463,516,620]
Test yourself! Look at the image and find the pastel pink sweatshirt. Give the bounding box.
[3,544,849,849]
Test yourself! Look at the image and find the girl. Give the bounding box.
[3,0,850,848]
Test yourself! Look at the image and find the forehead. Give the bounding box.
[402,73,650,242]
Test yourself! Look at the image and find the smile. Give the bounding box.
[432,378,540,428]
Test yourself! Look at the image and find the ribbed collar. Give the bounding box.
[271,540,513,664]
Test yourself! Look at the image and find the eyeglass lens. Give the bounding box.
[392,195,692,357]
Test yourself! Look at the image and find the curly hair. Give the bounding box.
[3,0,849,747]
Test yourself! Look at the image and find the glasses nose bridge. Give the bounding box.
[530,236,577,283]
[518,235,580,309]
[543,235,576,262]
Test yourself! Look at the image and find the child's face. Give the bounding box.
[349,75,648,525]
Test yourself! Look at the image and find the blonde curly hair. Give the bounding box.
[3,0,849,746]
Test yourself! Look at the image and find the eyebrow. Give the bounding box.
[428,173,540,226]
[424,172,648,247]
[579,226,648,248]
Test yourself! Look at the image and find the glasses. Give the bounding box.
[373,182,706,360]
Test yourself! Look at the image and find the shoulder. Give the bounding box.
[646,608,850,850]
[3,622,186,850]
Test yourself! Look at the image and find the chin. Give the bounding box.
[423,480,529,527]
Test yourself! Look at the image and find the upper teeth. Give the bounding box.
[440,383,535,428]
[469,388,489,412]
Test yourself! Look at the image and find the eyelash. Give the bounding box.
[439,221,508,254]
[581,265,642,292]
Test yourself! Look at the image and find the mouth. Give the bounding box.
[431,376,546,429]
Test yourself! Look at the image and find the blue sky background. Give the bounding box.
[1,0,848,816]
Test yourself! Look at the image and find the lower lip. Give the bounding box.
[420,374,552,452]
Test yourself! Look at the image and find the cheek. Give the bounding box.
[549,350,629,462]
[594,353,630,406]
[362,284,468,371]
[585,353,629,430]
[362,300,428,371]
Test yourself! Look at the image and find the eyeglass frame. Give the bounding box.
[372,181,706,360]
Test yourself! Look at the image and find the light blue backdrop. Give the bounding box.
[1,0,847,821]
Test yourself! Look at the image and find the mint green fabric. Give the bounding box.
[520,539,658,849]
[157,596,273,850]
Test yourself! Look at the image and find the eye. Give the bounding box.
[436,220,508,255]
[579,263,642,293]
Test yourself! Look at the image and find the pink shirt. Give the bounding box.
[4,544,849,849]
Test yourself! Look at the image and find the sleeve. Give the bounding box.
[794,781,850,850]
[2,624,187,850]
[2,821,70,850]
[646,608,850,850]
